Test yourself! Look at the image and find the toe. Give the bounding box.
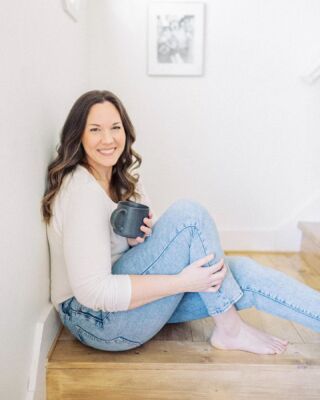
[272,336,288,345]
[276,341,288,353]
[269,342,283,354]
[268,347,278,355]
[275,339,288,348]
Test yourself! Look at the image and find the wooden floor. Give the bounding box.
[47,252,320,399]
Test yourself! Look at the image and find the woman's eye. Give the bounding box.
[89,127,120,133]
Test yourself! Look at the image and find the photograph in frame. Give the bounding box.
[148,2,205,76]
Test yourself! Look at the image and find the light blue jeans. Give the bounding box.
[58,199,320,351]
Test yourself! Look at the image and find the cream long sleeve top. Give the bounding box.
[46,164,157,313]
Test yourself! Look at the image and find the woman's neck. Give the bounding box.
[86,164,112,183]
[82,164,112,195]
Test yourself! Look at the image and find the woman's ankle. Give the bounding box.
[211,305,243,336]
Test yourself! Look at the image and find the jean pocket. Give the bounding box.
[74,304,104,325]
[74,325,141,352]
[65,298,112,326]
[60,297,73,315]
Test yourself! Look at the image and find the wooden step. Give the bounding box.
[47,253,320,400]
[298,222,320,273]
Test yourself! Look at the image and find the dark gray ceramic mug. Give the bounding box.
[110,200,150,238]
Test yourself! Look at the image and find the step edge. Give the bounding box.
[46,361,320,370]
[298,222,320,247]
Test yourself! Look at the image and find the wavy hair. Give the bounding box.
[41,90,142,224]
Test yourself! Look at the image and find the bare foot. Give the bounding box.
[210,320,289,355]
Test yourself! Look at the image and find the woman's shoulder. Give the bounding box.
[61,164,97,194]
[53,165,105,212]
[69,164,94,186]
[49,165,109,233]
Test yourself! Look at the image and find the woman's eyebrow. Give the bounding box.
[88,122,121,126]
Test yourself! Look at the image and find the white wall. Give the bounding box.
[0,1,89,399]
[88,0,320,250]
[0,1,319,398]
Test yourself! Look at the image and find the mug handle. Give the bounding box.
[110,208,128,232]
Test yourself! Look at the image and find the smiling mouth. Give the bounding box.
[97,148,116,156]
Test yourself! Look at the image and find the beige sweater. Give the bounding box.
[46,164,157,313]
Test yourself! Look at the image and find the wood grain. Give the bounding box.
[47,252,320,399]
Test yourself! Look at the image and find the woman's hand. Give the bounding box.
[127,211,153,247]
[177,254,228,293]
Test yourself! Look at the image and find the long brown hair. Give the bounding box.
[41,90,142,224]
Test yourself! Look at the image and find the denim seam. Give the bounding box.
[243,286,320,321]
[194,226,246,305]
[193,225,212,263]
[142,224,199,274]
[75,324,142,345]
[141,223,244,316]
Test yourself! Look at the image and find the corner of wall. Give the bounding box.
[26,304,62,400]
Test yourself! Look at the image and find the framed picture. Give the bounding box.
[62,0,80,22]
[148,2,205,76]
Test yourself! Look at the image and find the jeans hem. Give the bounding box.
[207,290,244,316]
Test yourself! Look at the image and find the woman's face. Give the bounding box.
[81,101,126,180]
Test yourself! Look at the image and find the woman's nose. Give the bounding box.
[100,130,115,144]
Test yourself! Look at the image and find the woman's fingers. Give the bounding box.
[140,224,152,236]
[212,262,228,278]
[207,259,225,273]
[209,276,223,286]
[204,261,228,291]
[133,214,154,244]
[143,216,153,229]
[194,253,214,267]
[138,216,153,240]
[204,283,221,293]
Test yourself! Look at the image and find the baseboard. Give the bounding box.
[26,304,62,400]
[222,228,300,252]
[222,192,320,252]
[222,224,302,252]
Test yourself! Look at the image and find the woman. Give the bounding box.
[41,90,320,354]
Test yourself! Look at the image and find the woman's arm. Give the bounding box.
[62,180,222,313]
[128,254,223,310]
[63,183,132,312]
[127,274,182,309]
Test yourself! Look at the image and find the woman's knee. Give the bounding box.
[153,198,218,247]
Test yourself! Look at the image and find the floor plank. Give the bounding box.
[47,252,320,400]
